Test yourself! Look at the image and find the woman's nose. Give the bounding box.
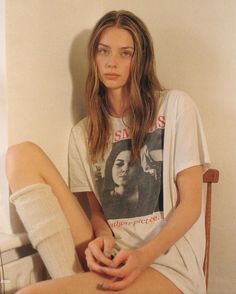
[121,163,129,173]
[106,54,118,68]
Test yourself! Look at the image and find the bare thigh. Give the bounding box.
[16,268,182,294]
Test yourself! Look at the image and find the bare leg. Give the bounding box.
[15,268,183,294]
[6,143,183,293]
[6,142,93,266]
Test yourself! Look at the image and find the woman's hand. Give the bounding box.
[97,247,151,291]
[85,235,115,273]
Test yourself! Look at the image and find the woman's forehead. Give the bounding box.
[99,26,134,48]
[115,150,131,160]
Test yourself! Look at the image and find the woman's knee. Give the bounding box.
[7,141,41,160]
[6,142,44,182]
[7,141,42,165]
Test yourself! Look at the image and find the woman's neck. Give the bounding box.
[107,88,129,117]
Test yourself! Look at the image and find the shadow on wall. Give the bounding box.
[69,29,91,124]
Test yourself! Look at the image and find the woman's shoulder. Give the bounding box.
[71,116,89,138]
[161,89,195,105]
[160,89,197,113]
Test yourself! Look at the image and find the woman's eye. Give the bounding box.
[97,48,110,56]
[120,51,133,58]
[115,160,125,167]
[116,162,123,167]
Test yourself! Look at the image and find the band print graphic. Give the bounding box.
[93,127,164,220]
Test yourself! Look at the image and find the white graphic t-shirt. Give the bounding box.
[68,90,210,294]
[92,116,165,250]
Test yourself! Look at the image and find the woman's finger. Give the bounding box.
[100,251,132,278]
[103,237,115,258]
[88,240,113,267]
[100,266,126,279]
[98,270,139,291]
[112,249,129,268]
[85,248,101,273]
[108,271,139,291]
[100,255,136,279]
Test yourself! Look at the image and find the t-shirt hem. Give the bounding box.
[149,264,206,294]
[70,186,92,193]
[175,160,210,179]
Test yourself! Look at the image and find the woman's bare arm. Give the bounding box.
[87,191,114,239]
[85,192,115,271]
[139,164,203,262]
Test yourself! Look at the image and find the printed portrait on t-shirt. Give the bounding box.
[93,128,164,220]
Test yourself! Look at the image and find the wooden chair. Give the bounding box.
[203,168,219,289]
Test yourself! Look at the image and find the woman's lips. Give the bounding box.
[119,174,128,181]
[104,73,120,80]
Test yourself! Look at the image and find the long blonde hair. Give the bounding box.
[86,10,162,163]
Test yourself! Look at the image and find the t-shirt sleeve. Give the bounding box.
[174,101,210,178]
[68,126,92,193]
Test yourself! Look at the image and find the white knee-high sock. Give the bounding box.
[10,183,82,278]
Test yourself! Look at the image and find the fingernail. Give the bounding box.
[98,283,109,289]
[100,267,107,274]
[109,262,116,268]
[104,251,112,258]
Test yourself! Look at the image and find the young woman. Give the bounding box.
[6,10,210,294]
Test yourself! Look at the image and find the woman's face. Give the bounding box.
[112,150,135,186]
[96,26,134,92]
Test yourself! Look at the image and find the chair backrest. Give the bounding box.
[203,168,219,289]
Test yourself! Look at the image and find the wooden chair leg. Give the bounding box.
[203,169,219,288]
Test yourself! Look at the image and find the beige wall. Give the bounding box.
[6,0,103,181]
[5,0,104,232]
[3,1,236,293]
[103,1,236,293]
